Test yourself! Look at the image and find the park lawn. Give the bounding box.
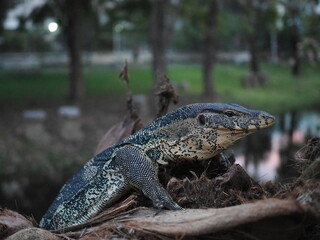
[0,63,319,114]
[169,64,320,114]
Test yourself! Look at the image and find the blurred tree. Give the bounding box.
[89,0,176,95]
[215,10,248,52]
[305,7,320,41]
[302,7,320,64]
[150,0,170,88]
[0,0,19,36]
[104,0,151,50]
[235,0,278,74]
[277,0,320,77]
[174,3,246,52]
[66,0,85,101]
[0,0,9,35]
[179,0,219,98]
[175,0,280,63]
[100,0,170,88]
[278,0,319,77]
[202,0,219,98]
[280,0,303,77]
[0,0,19,51]
[29,0,97,101]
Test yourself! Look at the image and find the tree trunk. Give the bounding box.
[247,3,260,74]
[150,0,169,88]
[249,31,260,73]
[270,30,279,63]
[0,1,7,34]
[291,22,301,77]
[66,0,85,102]
[202,0,218,99]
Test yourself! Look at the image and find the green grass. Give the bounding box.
[1,63,319,114]
[169,63,320,114]
[0,68,68,102]
[221,64,320,114]
[84,65,153,96]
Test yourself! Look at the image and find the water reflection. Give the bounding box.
[234,110,320,182]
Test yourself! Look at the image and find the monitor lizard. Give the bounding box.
[39,103,275,230]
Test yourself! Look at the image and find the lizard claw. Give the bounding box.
[154,208,163,216]
[153,199,183,216]
[164,200,183,210]
[150,187,183,211]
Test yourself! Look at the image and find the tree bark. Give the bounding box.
[66,0,85,102]
[150,0,169,88]
[202,0,218,99]
[249,31,260,73]
[291,21,301,77]
[247,1,260,74]
[0,0,9,35]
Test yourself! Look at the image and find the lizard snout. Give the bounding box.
[259,112,275,128]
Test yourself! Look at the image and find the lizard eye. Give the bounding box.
[224,110,236,117]
[197,114,206,126]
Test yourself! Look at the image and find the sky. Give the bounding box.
[4,0,46,30]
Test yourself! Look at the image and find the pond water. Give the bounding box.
[233,110,320,182]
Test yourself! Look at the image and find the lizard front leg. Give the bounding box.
[115,145,182,210]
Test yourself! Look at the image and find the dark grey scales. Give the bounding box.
[39,103,275,230]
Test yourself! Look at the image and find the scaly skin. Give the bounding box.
[39,103,275,230]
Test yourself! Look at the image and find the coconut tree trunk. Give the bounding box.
[202,0,218,99]
[66,0,85,101]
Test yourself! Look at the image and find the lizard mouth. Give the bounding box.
[217,117,275,133]
[236,114,276,132]
[243,119,275,132]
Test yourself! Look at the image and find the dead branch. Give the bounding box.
[155,74,179,118]
[95,62,143,154]
[119,60,141,122]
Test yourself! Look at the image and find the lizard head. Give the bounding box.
[159,103,275,161]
